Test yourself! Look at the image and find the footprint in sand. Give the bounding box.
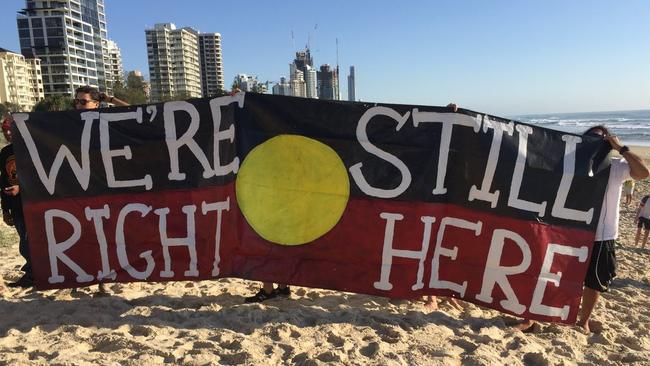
[615,335,644,351]
[28,350,58,362]
[327,333,345,348]
[317,350,342,363]
[522,352,550,366]
[129,325,154,337]
[191,341,216,350]
[375,324,403,344]
[218,351,251,365]
[220,339,243,350]
[360,342,381,358]
[451,338,479,353]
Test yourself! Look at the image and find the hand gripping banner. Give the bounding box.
[12,93,610,323]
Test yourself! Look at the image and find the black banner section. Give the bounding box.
[13,93,607,229]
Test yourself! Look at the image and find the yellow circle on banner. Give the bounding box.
[236,134,350,245]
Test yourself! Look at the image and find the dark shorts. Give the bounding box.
[584,240,617,292]
[638,217,650,230]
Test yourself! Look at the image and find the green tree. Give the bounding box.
[206,87,227,98]
[157,91,194,103]
[0,102,22,115]
[115,71,149,105]
[33,95,74,112]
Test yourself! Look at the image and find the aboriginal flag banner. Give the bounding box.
[12,93,610,323]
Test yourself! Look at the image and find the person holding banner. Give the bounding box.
[73,85,129,295]
[1,115,33,288]
[73,85,129,109]
[517,125,649,333]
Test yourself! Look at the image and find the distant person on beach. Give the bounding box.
[1,115,33,288]
[634,194,650,248]
[622,179,635,206]
[73,85,128,294]
[516,125,649,333]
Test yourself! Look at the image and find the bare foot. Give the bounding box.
[446,298,464,311]
[576,319,602,334]
[575,320,590,334]
[513,319,541,333]
[423,296,438,311]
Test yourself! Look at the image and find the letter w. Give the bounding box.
[13,112,95,195]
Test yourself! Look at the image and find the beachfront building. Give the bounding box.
[145,23,202,102]
[289,64,306,98]
[198,33,224,97]
[317,64,339,100]
[0,47,44,111]
[16,0,111,96]
[347,66,356,102]
[106,39,123,87]
[272,77,290,96]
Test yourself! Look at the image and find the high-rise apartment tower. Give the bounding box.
[17,0,111,96]
[145,23,202,101]
[198,33,224,97]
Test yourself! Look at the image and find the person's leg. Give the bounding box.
[635,225,643,247]
[95,282,111,296]
[263,282,274,294]
[245,282,277,303]
[578,240,611,333]
[275,283,291,296]
[13,212,32,277]
[423,295,438,310]
[576,287,600,332]
[643,229,650,249]
[7,212,34,288]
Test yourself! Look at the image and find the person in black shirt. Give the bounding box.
[1,115,33,288]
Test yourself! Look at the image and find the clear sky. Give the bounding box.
[1,0,649,116]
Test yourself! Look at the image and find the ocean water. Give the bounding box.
[515,109,650,146]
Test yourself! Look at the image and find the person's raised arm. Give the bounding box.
[99,92,130,107]
[606,136,650,180]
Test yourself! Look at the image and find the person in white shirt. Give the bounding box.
[576,126,648,333]
[516,125,649,333]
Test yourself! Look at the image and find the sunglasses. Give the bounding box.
[73,98,98,106]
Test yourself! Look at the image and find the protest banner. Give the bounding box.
[12,93,609,323]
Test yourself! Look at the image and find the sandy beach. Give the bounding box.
[1,148,649,365]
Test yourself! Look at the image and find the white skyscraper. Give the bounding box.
[146,23,202,102]
[198,33,224,97]
[106,40,124,87]
[16,0,110,96]
[348,66,356,101]
[304,64,317,99]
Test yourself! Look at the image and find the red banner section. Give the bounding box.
[25,183,592,323]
